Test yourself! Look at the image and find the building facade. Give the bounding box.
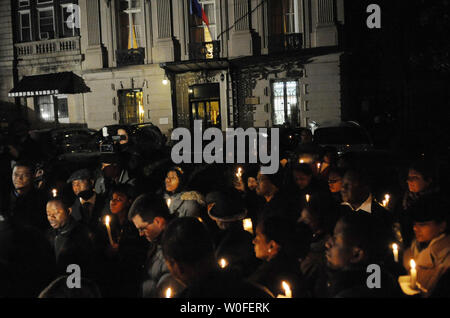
[3,0,345,135]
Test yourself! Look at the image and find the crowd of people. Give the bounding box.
[0,120,448,298]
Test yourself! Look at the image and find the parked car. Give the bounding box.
[313,121,374,155]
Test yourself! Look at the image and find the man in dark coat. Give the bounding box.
[162,217,272,298]
[45,197,96,278]
[128,193,182,298]
[67,168,107,233]
[323,213,403,298]
[2,161,49,233]
[206,188,260,278]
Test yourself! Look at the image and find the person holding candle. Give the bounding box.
[161,217,272,298]
[249,215,310,298]
[323,213,402,297]
[402,194,450,297]
[45,197,96,279]
[397,159,440,248]
[162,166,205,219]
[205,188,260,277]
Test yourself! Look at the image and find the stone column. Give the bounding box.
[311,0,338,47]
[151,0,177,63]
[229,0,255,57]
[80,0,105,70]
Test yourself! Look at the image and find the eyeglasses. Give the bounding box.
[136,222,151,234]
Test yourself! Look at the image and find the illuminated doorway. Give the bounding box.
[118,89,145,124]
[189,84,221,130]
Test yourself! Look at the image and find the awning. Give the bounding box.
[8,71,91,97]
[160,59,229,74]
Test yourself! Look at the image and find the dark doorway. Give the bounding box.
[189,83,221,130]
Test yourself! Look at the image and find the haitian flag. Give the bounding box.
[189,0,210,27]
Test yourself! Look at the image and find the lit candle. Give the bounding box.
[392,243,399,263]
[166,198,171,208]
[299,159,305,164]
[382,194,390,208]
[305,194,310,203]
[219,258,228,269]
[281,281,292,298]
[104,215,115,247]
[317,162,321,171]
[243,218,253,234]
[197,217,203,223]
[410,259,417,289]
[51,188,58,197]
[165,287,172,298]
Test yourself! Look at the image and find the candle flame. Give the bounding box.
[305,194,310,203]
[236,167,243,178]
[281,281,292,298]
[219,258,228,269]
[51,189,58,197]
[165,287,172,298]
[299,159,304,164]
[105,215,110,226]
[317,163,321,169]
[410,259,416,270]
[167,198,171,207]
[392,243,398,251]
[243,218,253,233]
[197,217,203,223]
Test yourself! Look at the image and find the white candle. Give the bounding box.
[104,215,114,247]
[165,287,172,298]
[219,258,228,269]
[243,218,253,234]
[282,281,292,298]
[305,194,310,203]
[51,189,58,197]
[410,259,417,288]
[392,243,399,263]
[166,198,171,208]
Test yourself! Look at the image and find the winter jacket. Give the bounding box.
[403,234,450,297]
[163,191,205,218]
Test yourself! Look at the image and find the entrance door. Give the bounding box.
[118,89,145,124]
[189,83,221,130]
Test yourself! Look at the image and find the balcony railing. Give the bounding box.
[189,41,221,60]
[15,37,81,58]
[116,48,145,67]
[268,33,303,54]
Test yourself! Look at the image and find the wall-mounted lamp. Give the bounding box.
[188,88,193,94]
[162,76,169,85]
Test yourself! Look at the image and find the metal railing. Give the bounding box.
[116,48,145,67]
[268,33,303,54]
[188,41,221,60]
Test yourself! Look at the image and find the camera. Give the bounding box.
[99,135,126,154]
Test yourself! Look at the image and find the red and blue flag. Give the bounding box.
[189,0,210,27]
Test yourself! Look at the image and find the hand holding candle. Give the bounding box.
[277,281,292,298]
[165,287,172,298]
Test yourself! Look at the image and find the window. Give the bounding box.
[18,0,30,7]
[190,0,217,42]
[38,7,55,39]
[19,11,32,42]
[38,95,55,122]
[118,0,144,50]
[269,0,299,35]
[61,4,80,37]
[37,95,70,123]
[272,80,299,126]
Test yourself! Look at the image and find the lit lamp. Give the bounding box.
[165,287,172,298]
[219,258,228,269]
[392,243,399,263]
[410,259,417,289]
[104,215,115,247]
[243,218,253,234]
[277,281,292,298]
